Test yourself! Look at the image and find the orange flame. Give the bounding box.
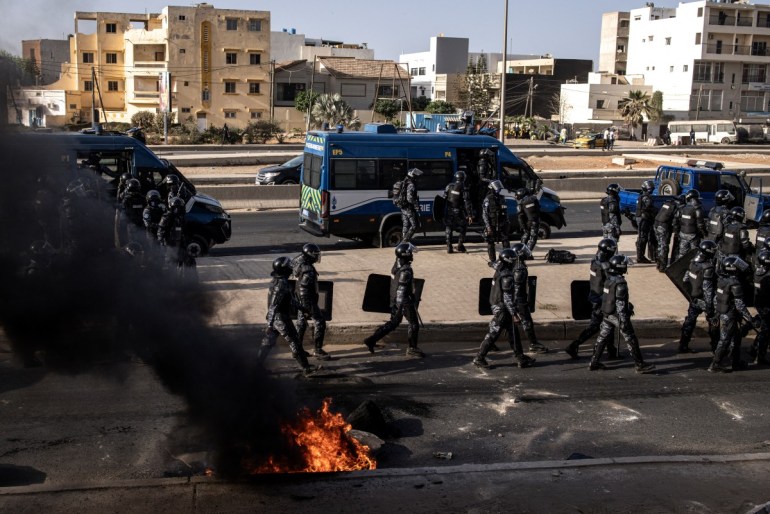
[250,398,377,473]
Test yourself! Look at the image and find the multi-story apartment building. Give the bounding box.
[35,4,270,129]
[598,12,631,75]
[22,39,70,85]
[623,0,770,121]
[399,36,470,100]
[560,72,652,128]
[271,29,373,62]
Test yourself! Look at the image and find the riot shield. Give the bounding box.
[433,194,446,224]
[362,274,425,313]
[664,248,698,302]
[478,276,536,316]
[286,280,334,321]
[570,280,592,320]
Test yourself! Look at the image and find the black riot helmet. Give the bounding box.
[715,189,734,207]
[641,180,655,193]
[695,239,717,262]
[302,242,321,263]
[514,188,528,200]
[164,174,180,188]
[146,189,162,204]
[597,238,618,259]
[685,189,700,203]
[272,256,293,277]
[407,168,423,179]
[760,210,770,225]
[395,242,416,263]
[454,169,466,183]
[608,254,629,275]
[675,194,686,206]
[757,250,770,268]
[126,178,141,193]
[169,196,185,215]
[488,180,504,194]
[729,206,746,223]
[499,248,517,266]
[721,256,747,275]
[119,172,131,183]
[510,242,531,262]
[606,183,620,196]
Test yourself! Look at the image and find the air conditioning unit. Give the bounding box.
[708,34,714,40]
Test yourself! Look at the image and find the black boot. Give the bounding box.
[474,336,494,368]
[636,242,652,264]
[446,243,454,254]
[487,244,496,267]
[293,351,318,375]
[564,341,580,359]
[313,346,331,361]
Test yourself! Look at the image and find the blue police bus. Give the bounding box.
[298,123,566,247]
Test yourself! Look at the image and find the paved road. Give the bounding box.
[212,200,600,257]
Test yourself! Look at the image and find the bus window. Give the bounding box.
[408,160,453,190]
[331,159,377,189]
[379,160,408,188]
[697,173,719,193]
[501,164,527,191]
[717,123,736,134]
[303,153,322,189]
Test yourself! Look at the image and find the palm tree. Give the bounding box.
[618,90,659,139]
[310,93,360,130]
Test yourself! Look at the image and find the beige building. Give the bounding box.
[36,4,271,129]
[598,12,631,75]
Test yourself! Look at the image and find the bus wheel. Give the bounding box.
[537,222,551,240]
[382,225,403,248]
[721,137,731,144]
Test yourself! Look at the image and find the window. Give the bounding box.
[694,62,712,82]
[178,15,186,21]
[665,37,671,45]
[742,91,765,111]
[684,64,689,72]
[617,44,626,53]
[249,19,261,31]
[108,80,119,91]
[181,107,191,113]
[106,53,117,64]
[106,23,117,33]
[224,111,237,119]
[377,85,399,97]
[69,103,77,109]
[340,83,366,97]
[332,160,375,189]
[277,82,306,102]
[251,111,262,119]
[596,99,605,109]
[432,64,435,71]
[620,20,629,28]
[418,67,426,75]
[155,52,164,62]
[84,80,93,91]
[226,18,238,30]
[179,48,186,54]
[202,90,210,101]
[183,81,189,86]
[83,52,94,63]
[249,82,260,94]
[649,35,654,42]
[226,52,237,64]
[410,68,417,76]
[697,7,703,17]
[695,32,702,45]
[670,66,675,72]
[406,160,453,190]
[303,153,322,189]
[224,81,236,93]
[250,53,261,65]
[743,63,767,83]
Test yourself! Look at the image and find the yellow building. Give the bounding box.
[45,3,270,129]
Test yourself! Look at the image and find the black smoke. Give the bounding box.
[0,131,308,478]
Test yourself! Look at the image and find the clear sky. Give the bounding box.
[2,0,676,67]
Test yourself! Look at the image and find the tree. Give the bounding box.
[373,99,399,122]
[618,90,657,138]
[411,96,429,111]
[294,90,320,114]
[425,100,456,114]
[649,91,664,122]
[1,50,39,126]
[310,93,360,130]
[456,55,494,117]
[547,92,569,124]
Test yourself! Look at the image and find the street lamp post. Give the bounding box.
[499,0,508,143]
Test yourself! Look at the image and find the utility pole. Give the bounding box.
[91,67,98,130]
[527,76,535,118]
[695,84,703,120]
[269,60,275,122]
[499,0,508,143]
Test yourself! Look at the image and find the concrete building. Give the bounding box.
[399,36,470,100]
[22,39,70,85]
[622,0,770,121]
[270,29,373,62]
[8,88,68,128]
[598,12,631,75]
[21,4,271,129]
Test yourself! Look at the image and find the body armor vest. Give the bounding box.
[715,276,740,314]
[678,204,699,234]
[601,275,627,315]
[599,195,618,224]
[489,268,514,305]
[686,260,713,300]
[268,277,292,313]
[589,257,608,296]
[520,195,539,221]
[637,193,655,221]
[513,264,529,302]
[654,199,677,226]
[447,182,465,209]
[756,225,770,249]
[720,222,743,255]
[707,206,727,238]
[295,263,319,298]
[754,268,770,309]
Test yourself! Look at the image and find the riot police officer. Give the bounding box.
[635,180,657,264]
[565,238,619,359]
[121,179,146,228]
[143,190,166,242]
[754,210,770,263]
[399,168,423,244]
[677,240,719,353]
[257,256,317,375]
[600,183,622,242]
[719,206,753,264]
[158,196,187,266]
[162,174,190,205]
[516,188,541,252]
[443,168,474,253]
[116,171,132,204]
[710,256,754,372]
[653,194,680,271]
[673,189,707,261]
[706,189,734,245]
[477,148,495,182]
[473,248,535,369]
[363,243,424,357]
[293,243,329,361]
[482,180,510,266]
[751,250,770,366]
[511,243,550,353]
[589,254,656,373]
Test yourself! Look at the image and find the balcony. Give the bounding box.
[129,91,159,104]
[705,43,768,56]
[709,13,736,26]
[133,61,167,69]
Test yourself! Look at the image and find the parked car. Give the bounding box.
[255,155,303,185]
[573,132,607,149]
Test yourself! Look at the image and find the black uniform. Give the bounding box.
[363,259,423,356]
[157,202,187,266]
[293,254,327,356]
[711,272,752,372]
[706,205,729,245]
[400,177,420,244]
[653,197,678,271]
[719,219,752,263]
[143,200,165,242]
[258,271,313,372]
[751,262,770,365]
[635,190,657,263]
[513,258,549,353]
[482,190,510,265]
[444,180,473,252]
[518,192,541,251]
[678,254,719,352]
[566,252,619,357]
[600,194,622,242]
[473,263,533,368]
[674,199,707,260]
[755,223,770,263]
